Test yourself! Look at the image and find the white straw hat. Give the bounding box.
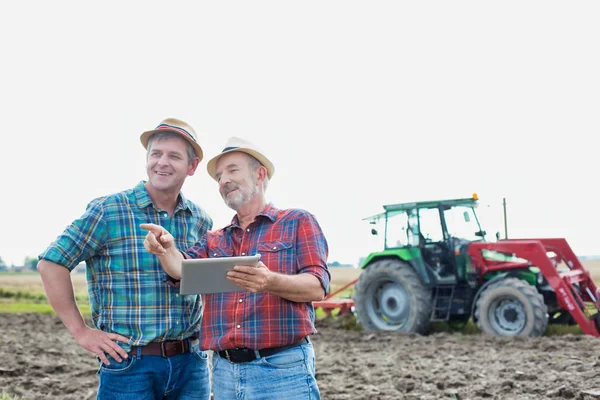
[206,137,274,180]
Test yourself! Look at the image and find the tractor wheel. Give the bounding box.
[353,259,432,334]
[475,278,548,337]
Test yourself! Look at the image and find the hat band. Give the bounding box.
[222,146,240,153]
[155,124,197,143]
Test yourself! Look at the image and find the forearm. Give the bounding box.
[267,273,325,302]
[158,247,185,280]
[37,260,88,337]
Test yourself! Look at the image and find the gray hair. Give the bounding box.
[147,132,196,164]
[247,154,270,191]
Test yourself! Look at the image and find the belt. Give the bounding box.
[218,337,309,364]
[130,337,198,358]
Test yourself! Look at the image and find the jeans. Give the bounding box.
[212,341,320,400]
[97,342,210,400]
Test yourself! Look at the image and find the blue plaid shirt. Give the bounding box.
[39,181,212,349]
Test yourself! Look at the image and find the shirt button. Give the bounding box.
[163,212,168,217]
[246,228,250,232]
[213,253,217,257]
[241,252,246,256]
[236,325,241,329]
[239,299,243,303]
[273,247,277,250]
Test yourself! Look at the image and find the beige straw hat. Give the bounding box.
[207,137,274,181]
[140,118,203,161]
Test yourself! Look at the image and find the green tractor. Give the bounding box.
[351,194,600,337]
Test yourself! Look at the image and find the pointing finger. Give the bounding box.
[140,223,162,236]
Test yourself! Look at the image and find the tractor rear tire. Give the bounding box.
[475,278,548,337]
[353,259,432,334]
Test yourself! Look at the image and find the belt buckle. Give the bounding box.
[160,342,169,358]
[160,341,183,357]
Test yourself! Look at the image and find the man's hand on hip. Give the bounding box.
[74,326,130,366]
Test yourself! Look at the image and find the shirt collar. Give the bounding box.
[134,181,190,212]
[224,202,278,230]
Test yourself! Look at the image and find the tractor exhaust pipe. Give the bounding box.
[503,197,508,240]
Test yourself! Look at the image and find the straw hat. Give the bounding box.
[140,118,203,161]
[207,137,274,181]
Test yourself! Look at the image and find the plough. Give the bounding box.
[313,276,359,317]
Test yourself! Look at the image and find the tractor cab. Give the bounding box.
[365,194,485,286]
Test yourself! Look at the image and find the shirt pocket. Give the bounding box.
[257,241,294,274]
[207,247,234,258]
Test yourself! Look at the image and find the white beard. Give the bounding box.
[222,180,258,210]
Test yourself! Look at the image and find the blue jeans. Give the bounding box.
[97,342,210,400]
[212,341,320,400]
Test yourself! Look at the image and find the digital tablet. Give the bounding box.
[179,254,261,295]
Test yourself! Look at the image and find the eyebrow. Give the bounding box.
[216,162,241,179]
[150,149,185,157]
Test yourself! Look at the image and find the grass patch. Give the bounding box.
[0,288,48,302]
[0,288,89,305]
[1,391,22,400]
[0,302,90,316]
[544,324,584,336]
[316,312,587,336]
[0,271,39,276]
[430,320,482,335]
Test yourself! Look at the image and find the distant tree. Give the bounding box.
[0,256,5,267]
[23,256,38,271]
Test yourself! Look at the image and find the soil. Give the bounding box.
[2,314,600,400]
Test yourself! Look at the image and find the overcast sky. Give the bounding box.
[1,1,599,266]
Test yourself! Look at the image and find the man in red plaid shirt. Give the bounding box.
[142,136,330,400]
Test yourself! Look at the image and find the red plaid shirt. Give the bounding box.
[185,203,330,351]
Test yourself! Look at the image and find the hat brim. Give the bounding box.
[140,129,204,161]
[207,148,274,181]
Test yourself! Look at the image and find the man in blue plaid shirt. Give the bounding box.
[37,118,213,400]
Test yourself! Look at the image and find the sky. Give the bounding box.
[1,1,599,267]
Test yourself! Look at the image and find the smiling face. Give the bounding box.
[215,152,262,211]
[145,135,199,195]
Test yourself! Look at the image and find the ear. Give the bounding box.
[255,165,267,184]
[187,157,200,176]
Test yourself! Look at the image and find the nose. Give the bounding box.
[219,175,231,189]
[157,153,170,166]
[219,178,231,191]
[218,171,232,186]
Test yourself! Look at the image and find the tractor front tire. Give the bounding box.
[475,278,548,337]
[353,259,432,334]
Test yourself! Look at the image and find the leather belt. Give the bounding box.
[218,337,309,364]
[130,337,197,358]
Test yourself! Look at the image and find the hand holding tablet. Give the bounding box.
[179,254,262,295]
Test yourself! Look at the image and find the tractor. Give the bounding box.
[314,194,600,337]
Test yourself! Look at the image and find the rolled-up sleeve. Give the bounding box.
[184,236,209,259]
[38,200,107,271]
[296,213,330,296]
